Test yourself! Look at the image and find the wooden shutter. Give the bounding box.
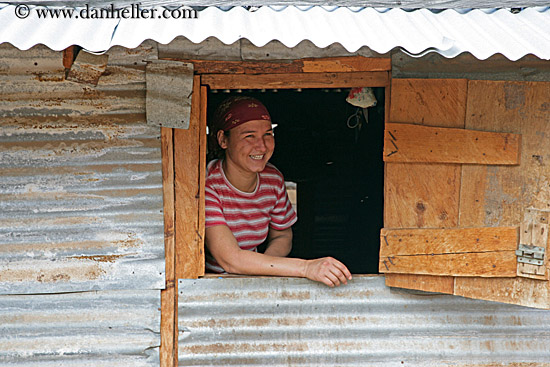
[381,79,550,309]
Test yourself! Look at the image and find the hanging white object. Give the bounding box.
[346,87,377,108]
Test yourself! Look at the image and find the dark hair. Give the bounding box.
[207,129,229,161]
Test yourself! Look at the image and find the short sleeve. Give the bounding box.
[269,178,297,230]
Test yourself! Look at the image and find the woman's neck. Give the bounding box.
[222,159,258,193]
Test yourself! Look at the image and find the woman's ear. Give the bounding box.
[217,130,228,150]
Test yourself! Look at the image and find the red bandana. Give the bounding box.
[214,96,271,131]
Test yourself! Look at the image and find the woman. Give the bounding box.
[205,96,351,287]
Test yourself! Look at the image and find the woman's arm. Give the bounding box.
[263,227,293,257]
[205,225,352,287]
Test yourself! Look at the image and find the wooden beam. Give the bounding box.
[62,45,78,69]
[174,75,204,279]
[182,56,391,74]
[201,71,389,89]
[385,273,455,295]
[197,85,208,277]
[160,127,175,367]
[454,277,550,309]
[379,227,519,277]
[186,59,301,74]
[383,123,521,164]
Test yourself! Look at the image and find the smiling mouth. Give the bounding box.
[250,154,264,160]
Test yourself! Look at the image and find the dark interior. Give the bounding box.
[207,88,385,274]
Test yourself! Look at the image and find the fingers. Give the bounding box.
[307,257,352,287]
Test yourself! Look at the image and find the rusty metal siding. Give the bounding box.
[0,289,160,366]
[178,276,550,366]
[0,43,165,294]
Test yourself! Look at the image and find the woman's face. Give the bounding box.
[218,119,275,176]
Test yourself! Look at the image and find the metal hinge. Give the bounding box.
[516,244,545,266]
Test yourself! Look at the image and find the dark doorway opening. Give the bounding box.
[207,88,384,274]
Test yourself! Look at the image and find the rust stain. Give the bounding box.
[0,263,106,283]
[32,72,65,82]
[280,290,312,300]
[184,341,309,355]
[37,273,70,282]
[68,254,129,263]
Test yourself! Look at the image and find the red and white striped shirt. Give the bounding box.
[205,159,297,273]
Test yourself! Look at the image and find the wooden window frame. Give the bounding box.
[160,56,391,367]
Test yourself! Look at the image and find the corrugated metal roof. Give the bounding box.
[1,5,549,60]
[0,289,160,366]
[0,42,165,294]
[178,276,550,366]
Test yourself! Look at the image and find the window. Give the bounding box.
[207,88,385,273]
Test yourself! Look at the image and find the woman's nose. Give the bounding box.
[255,137,267,151]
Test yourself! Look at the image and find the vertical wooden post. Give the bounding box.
[174,74,205,280]
[197,85,208,277]
[160,127,176,367]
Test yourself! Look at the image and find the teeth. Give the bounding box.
[250,155,264,160]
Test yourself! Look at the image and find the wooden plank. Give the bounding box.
[517,209,548,280]
[381,227,519,256]
[197,84,208,277]
[160,287,176,367]
[62,45,77,69]
[380,227,518,277]
[384,163,461,228]
[381,251,516,277]
[201,71,389,89]
[384,123,521,164]
[301,57,391,72]
[174,75,203,279]
[390,78,468,128]
[460,81,550,227]
[160,127,175,367]
[457,81,550,308]
[454,277,550,309]
[385,273,454,295]
[182,56,390,75]
[384,78,468,291]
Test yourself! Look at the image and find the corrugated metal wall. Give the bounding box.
[0,289,160,366]
[178,276,550,366]
[0,42,164,294]
[0,42,162,365]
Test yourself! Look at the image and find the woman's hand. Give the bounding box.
[304,257,352,287]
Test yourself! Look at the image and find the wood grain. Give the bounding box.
[385,273,454,295]
[456,81,550,308]
[380,227,518,277]
[454,277,550,309]
[180,56,390,74]
[201,71,389,89]
[517,209,548,280]
[384,78,468,292]
[301,57,391,73]
[174,75,204,280]
[389,78,468,128]
[384,123,521,165]
[197,85,208,277]
[160,127,175,367]
[384,162,461,228]
[459,81,526,228]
